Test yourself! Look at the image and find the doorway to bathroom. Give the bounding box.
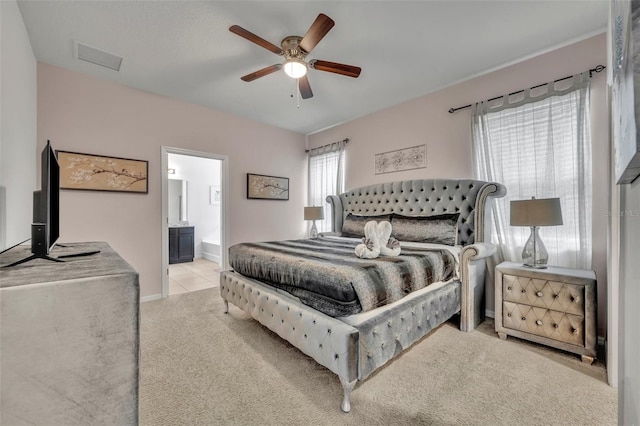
[161,146,228,298]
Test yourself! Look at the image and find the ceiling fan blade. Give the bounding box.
[229,25,283,55]
[299,14,335,53]
[309,60,361,78]
[298,75,313,99]
[241,64,282,82]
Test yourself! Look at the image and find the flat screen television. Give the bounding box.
[2,140,62,267]
[3,140,100,267]
[32,140,60,255]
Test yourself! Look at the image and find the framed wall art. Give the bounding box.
[56,150,149,193]
[247,173,289,200]
[611,0,640,184]
[210,185,221,205]
[374,144,426,175]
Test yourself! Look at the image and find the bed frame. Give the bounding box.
[220,179,506,412]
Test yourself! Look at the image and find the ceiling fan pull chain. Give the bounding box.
[297,79,301,109]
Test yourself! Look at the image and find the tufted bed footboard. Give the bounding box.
[221,178,506,412]
[221,270,462,412]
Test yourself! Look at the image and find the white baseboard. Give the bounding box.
[141,294,162,303]
[202,252,221,263]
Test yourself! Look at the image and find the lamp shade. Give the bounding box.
[304,206,324,221]
[510,197,563,226]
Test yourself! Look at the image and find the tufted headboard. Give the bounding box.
[326,179,506,246]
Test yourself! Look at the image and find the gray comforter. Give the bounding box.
[228,236,456,317]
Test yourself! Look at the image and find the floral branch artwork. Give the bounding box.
[56,150,149,193]
[374,144,426,175]
[247,173,289,200]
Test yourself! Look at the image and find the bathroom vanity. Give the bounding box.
[169,226,194,264]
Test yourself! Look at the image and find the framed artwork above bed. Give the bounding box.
[374,144,426,175]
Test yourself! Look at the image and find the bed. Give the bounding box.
[220,179,506,412]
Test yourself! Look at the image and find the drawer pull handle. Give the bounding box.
[573,329,579,334]
[521,317,526,321]
[536,291,543,297]
[521,290,526,294]
[536,320,543,326]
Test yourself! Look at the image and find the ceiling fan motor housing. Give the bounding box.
[281,36,307,60]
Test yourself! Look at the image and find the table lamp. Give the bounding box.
[304,206,324,238]
[510,197,563,268]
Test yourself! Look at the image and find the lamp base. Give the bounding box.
[522,263,548,269]
[521,226,548,269]
[309,221,318,239]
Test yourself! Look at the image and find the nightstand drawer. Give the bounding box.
[502,301,585,346]
[502,274,585,316]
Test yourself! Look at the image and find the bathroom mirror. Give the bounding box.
[168,178,188,223]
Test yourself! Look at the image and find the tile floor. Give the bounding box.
[169,258,221,295]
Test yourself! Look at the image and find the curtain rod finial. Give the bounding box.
[590,65,605,77]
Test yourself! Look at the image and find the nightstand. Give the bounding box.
[495,261,597,364]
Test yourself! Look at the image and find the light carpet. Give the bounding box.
[140,288,617,425]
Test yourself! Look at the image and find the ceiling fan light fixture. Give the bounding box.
[283,59,307,79]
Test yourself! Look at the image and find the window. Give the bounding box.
[473,74,592,269]
[308,142,346,233]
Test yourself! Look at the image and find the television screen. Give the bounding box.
[44,141,60,250]
[32,140,59,255]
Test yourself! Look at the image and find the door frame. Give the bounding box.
[161,146,229,298]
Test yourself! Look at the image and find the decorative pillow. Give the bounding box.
[390,213,460,246]
[341,213,392,238]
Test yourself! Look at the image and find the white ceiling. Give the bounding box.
[17,1,608,135]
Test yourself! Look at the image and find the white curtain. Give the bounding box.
[472,72,592,269]
[308,141,346,233]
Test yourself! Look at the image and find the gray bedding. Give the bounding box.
[228,236,456,317]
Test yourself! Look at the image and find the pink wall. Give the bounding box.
[37,63,306,298]
[309,34,609,337]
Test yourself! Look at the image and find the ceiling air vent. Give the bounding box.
[74,41,122,72]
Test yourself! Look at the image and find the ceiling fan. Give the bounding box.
[229,13,361,99]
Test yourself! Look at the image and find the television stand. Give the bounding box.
[2,247,101,268]
[58,250,101,259]
[3,253,64,268]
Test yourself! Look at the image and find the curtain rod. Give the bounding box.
[447,65,606,114]
[305,138,349,153]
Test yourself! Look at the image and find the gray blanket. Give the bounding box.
[228,237,456,317]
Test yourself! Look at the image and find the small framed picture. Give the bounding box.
[210,185,221,205]
[246,173,289,200]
